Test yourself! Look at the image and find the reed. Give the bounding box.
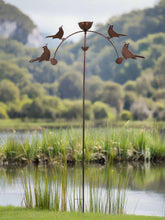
[22,165,127,214]
[1,126,164,165]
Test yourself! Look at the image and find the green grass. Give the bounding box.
[0,119,164,131]
[0,207,164,220]
[0,126,165,164]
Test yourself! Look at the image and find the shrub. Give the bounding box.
[123,80,136,91]
[93,101,115,120]
[130,100,151,120]
[0,106,8,119]
[119,110,132,121]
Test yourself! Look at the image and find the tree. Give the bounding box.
[86,76,104,102]
[22,83,46,99]
[153,55,165,88]
[130,100,151,120]
[22,99,45,118]
[101,82,123,114]
[0,61,32,88]
[0,106,8,119]
[93,101,115,119]
[58,71,82,99]
[0,79,19,103]
[123,92,136,110]
[119,110,132,121]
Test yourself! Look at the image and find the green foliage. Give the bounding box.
[101,82,123,114]
[153,55,165,88]
[61,100,93,120]
[0,79,19,103]
[58,71,82,99]
[130,100,151,120]
[119,110,132,121]
[22,83,46,99]
[0,106,8,118]
[123,92,136,110]
[0,61,32,88]
[93,101,116,120]
[86,76,104,102]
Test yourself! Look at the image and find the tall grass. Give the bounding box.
[1,127,165,164]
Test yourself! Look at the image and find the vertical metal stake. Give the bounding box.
[82,31,87,213]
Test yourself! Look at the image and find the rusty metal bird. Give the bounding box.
[108,25,127,39]
[122,43,145,60]
[46,25,64,40]
[29,45,50,63]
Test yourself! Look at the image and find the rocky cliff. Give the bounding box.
[0,0,43,47]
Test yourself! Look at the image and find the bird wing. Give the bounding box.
[122,47,134,58]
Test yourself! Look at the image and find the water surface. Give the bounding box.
[0,163,165,216]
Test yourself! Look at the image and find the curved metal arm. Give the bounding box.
[53,29,120,59]
[88,30,119,58]
[53,31,83,58]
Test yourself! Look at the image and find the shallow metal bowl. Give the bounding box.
[78,21,93,31]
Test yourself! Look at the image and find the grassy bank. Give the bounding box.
[0,119,164,131]
[0,207,164,220]
[0,126,165,165]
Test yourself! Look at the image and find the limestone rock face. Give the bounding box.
[0,1,43,47]
[0,20,43,47]
[26,28,43,48]
[0,20,17,38]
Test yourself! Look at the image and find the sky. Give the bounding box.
[4,0,158,41]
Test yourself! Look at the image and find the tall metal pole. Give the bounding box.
[82,30,87,213]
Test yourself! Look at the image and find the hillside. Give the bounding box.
[0,0,43,47]
[0,0,164,121]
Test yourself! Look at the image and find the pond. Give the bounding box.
[0,163,165,216]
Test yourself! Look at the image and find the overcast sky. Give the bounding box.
[4,0,158,41]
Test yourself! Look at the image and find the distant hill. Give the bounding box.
[0,0,164,121]
[63,0,165,83]
[0,0,43,47]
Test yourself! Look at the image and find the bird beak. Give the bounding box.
[42,44,48,48]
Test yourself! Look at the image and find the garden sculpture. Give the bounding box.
[122,43,145,59]
[29,45,50,63]
[29,21,145,212]
[108,24,127,38]
[46,25,64,40]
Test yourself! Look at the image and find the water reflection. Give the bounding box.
[0,163,165,216]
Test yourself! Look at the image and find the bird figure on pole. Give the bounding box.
[29,45,50,63]
[108,25,127,39]
[46,25,64,40]
[122,43,145,60]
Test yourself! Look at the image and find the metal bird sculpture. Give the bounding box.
[29,45,50,63]
[46,25,64,40]
[108,25,127,39]
[122,43,145,60]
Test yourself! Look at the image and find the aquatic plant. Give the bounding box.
[0,127,164,165]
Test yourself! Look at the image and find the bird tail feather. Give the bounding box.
[135,55,145,59]
[46,35,53,38]
[29,57,40,63]
[119,34,127,36]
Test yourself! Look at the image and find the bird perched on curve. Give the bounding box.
[108,25,127,39]
[46,25,64,40]
[29,45,50,63]
[122,43,145,60]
